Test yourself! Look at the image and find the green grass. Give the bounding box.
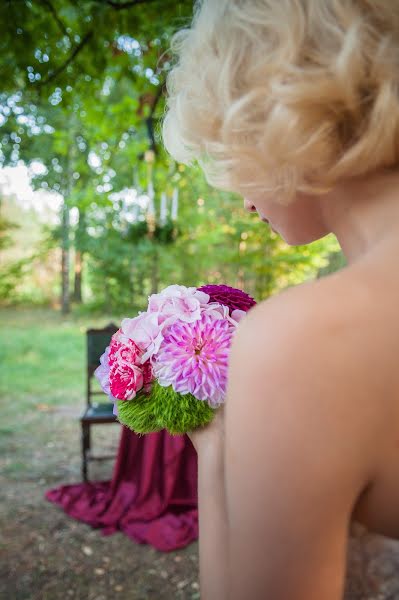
[0,307,125,479]
[0,307,123,419]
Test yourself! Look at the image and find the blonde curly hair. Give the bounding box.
[162,0,399,204]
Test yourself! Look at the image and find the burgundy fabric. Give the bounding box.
[45,427,198,551]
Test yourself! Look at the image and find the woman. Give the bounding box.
[162,1,399,599]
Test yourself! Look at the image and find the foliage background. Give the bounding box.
[0,0,343,314]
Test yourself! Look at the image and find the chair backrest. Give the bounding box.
[86,323,119,405]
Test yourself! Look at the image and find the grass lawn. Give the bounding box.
[0,306,124,478]
[0,307,120,418]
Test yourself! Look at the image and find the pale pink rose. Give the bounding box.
[231,309,246,324]
[202,302,230,320]
[202,304,245,326]
[148,284,209,310]
[109,362,144,401]
[121,312,163,363]
[148,285,210,328]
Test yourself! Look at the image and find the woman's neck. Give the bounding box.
[320,171,399,264]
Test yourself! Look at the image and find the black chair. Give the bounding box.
[80,323,119,481]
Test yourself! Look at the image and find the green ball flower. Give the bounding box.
[117,381,215,435]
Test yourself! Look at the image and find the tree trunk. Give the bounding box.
[72,208,86,304]
[73,250,83,303]
[130,258,136,305]
[61,200,70,314]
[150,247,159,295]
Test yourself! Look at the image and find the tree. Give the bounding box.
[0,1,340,312]
[0,0,192,311]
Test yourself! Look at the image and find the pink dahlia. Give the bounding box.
[198,284,256,313]
[153,311,234,407]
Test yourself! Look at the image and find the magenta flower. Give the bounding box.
[153,311,235,407]
[198,284,256,313]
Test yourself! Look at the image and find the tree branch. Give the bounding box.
[36,30,93,87]
[101,0,159,9]
[145,79,166,154]
[38,0,70,37]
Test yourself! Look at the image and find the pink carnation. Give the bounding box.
[109,362,144,401]
[109,331,143,366]
[108,329,154,401]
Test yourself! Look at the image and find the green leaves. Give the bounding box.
[1,1,341,312]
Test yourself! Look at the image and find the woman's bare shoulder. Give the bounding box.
[242,266,394,360]
[235,272,378,398]
[231,270,395,473]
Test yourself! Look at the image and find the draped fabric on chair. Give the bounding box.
[45,426,198,552]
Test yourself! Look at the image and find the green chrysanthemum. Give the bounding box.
[117,381,215,435]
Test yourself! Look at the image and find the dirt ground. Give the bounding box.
[3,404,399,599]
[345,525,399,600]
[0,405,199,600]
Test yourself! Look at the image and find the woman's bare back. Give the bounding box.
[341,255,399,537]
[324,248,399,599]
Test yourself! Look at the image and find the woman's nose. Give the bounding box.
[243,198,257,213]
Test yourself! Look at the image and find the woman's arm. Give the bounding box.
[197,446,228,600]
[189,409,228,600]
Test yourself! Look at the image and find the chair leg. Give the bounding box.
[81,422,91,482]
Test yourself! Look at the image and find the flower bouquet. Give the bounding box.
[95,284,256,435]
